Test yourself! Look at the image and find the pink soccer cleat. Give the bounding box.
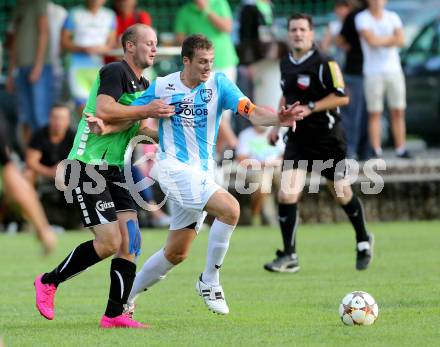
[99,314,150,329]
[34,273,57,320]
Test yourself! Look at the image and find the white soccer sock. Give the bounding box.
[127,248,174,304]
[202,219,235,286]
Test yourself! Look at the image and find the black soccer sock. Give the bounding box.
[341,195,369,243]
[104,258,136,318]
[42,240,102,287]
[278,203,299,255]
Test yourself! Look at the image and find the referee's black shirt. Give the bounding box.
[280,48,346,135]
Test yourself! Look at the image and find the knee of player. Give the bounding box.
[278,190,299,204]
[225,198,240,224]
[164,249,188,265]
[101,230,122,255]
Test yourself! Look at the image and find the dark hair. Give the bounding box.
[334,0,350,7]
[51,102,69,110]
[181,34,213,61]
[288,13,313,30]
[121,24,150,52]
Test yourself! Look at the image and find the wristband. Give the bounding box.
[237,98,256,118]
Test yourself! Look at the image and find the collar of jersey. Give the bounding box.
[288,49,315,65]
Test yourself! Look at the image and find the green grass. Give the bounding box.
[1,221,439,347]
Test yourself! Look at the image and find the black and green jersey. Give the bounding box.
[68,60,149,168]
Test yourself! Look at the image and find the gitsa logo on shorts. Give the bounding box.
[96,200,115,212]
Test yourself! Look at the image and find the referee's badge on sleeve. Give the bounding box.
[297,74,311,90]
[328,61,345,89]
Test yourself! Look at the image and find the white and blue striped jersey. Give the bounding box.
[132,71,245,173]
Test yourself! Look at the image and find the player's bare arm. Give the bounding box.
[96,94,175,123]
[237,98,302,127]
[86,114,159,142]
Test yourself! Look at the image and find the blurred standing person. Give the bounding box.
[236,0,275,134]
[355,0,410,158]
[6,0,53,145]
[320,0,351,66]
[337,0,372,160]
[105,0,152,63]
[48,2,68,103]
[61,0,116,117]
[175,0,239,153]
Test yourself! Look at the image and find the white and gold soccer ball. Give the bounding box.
[339,291,379,326]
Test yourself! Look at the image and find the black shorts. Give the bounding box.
[0,137,11,166]
[65,160,136,228]
[283,124,347,181]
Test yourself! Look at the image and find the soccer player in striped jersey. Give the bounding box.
[90,34,303,316]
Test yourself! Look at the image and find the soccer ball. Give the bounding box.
[339,291,379,326]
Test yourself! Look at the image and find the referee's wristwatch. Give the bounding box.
[307,101,316,112]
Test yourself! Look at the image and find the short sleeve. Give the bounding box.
[390,12,403,29]
[215,0,233,18]
[321,60,346,96]
[29,129,45,151]
[131,81,158,106]
[236,130,250,156]
[174,7,187,34]
[97,64,125,101]
[139,11,152,26]
[355,11,369,32]
[110,13,116,31]
[216,73,245,113]
[63,11,75,31]
[36,0,48,16]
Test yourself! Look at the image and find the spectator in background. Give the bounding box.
[175,0,239,153]
[105,0,152,63]
[6,0,53,145]
[25,104,78,229]
[235,123,284,225]
[355,0,410,158]
[61,0,116,117]
[236,0,275,134]
[320,0,351,66]
[337,0,372,160]
[48,2,67,103]
[25,104,74,184]
[1,134,57,255]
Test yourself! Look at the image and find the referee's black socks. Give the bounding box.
[278,203,299,255]
[341,195,369,243]
[104,258,136,318]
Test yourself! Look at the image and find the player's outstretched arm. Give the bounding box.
[237,98,303,127]
[96,94,175,123]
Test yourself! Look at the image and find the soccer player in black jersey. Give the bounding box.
[33,24,174,329]
[263,13,374,273]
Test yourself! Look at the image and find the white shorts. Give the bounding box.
[150,158,221,231]
[364,71,406,113]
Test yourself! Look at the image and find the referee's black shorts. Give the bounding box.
[282,124,348,181]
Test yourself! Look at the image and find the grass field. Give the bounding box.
[0,221,439,347]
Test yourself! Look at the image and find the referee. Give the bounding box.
[264,13,373,273]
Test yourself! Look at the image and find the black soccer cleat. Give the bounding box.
[264,250,300,273]
[356,233,374,270]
